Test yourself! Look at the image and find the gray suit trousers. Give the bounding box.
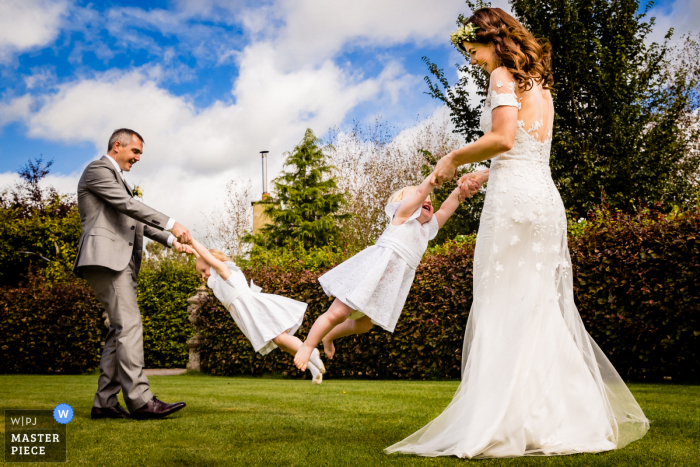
[83,258,153,412]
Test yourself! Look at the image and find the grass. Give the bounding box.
[0,374,698,466]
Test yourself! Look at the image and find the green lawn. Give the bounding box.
[1,374,698,466]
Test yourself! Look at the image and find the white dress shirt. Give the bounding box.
[105,155,176,246]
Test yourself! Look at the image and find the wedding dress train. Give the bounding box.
[385,67,649,458]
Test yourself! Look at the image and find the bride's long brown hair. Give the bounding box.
[461,8,553,92]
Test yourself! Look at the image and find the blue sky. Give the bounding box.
[0,0,695,229]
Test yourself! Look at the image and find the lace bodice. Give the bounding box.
[480,67,554,165]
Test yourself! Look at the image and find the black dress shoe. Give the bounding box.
[91,403,130,419]
[130,396,186,420]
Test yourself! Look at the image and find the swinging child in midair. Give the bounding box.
[183,239,327,384]
[294,172,467,371]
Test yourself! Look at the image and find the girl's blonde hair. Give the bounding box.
[209,249,232,262]
[388,186,418,204]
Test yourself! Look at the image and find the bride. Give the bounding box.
[385,8,649,459]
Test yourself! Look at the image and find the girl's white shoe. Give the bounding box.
[310,348,326,374]
[308,361,323,385]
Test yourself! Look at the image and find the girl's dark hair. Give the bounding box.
[462,8,553,92]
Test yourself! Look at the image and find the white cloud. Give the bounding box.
[15,43,409,172]
[1,39,417,230]
[265,0,467,67]
[0,0,70,63]
[647,0,700,44]
[1,0,487,233]
[0,95,32,126]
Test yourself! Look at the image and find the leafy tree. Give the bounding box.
[253,129,350,250]
[424,0,700,218]
[0,158,80,286]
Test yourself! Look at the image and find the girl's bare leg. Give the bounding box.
[294,298,354,371]
[274,332,324,383]
[322,316,373,359]
[272,332,302,356]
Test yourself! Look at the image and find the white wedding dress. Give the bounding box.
[385,67,649,458]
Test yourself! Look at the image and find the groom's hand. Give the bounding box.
[171,222,192,243]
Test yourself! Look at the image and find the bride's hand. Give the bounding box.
[431,153,459,187]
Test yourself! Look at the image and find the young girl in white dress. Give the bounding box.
[293,173,469,371]
[185,238,327,384]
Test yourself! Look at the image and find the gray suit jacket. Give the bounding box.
[73,156,172,277]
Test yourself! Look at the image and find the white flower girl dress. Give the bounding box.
[319,203,439,332]
[208,261,307,355]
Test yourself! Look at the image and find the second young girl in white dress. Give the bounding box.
[186,239,327,383]
[293,173,468,370]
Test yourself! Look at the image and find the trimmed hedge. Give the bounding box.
[138,257,201,368]
[0,257,200,374]
[570,207,700,380]
[199,206,700,381]
[2,207,698,379]
[0,274,103,374]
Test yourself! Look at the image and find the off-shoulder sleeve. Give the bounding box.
[427,215,439,240]
[224,261,241,273]
[385,201,421,221]
[489,67,520,110]
[207,268,219,289]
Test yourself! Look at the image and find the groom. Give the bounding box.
[74,128,190,420]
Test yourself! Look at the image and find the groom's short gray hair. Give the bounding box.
[108,128,145,153]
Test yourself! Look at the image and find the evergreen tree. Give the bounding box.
[256,129,350,249]
[424,0,699,219]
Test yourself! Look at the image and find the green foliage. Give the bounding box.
[0,158,81,287]
[514,0,700,215]
[0,257,201,373]
[570,203,700,380]
[138,255,201,368]
[252,129,350,249]
[239,243,355,273]
[424,0,700,217]
[0,200,82,287]
[199,205,699,381]
[0,273,103,374]
[567,217,589,239]
[427,233,477,255]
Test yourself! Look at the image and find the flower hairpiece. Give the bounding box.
[450,23,479,51]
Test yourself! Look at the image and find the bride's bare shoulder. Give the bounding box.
[489,67,517,91]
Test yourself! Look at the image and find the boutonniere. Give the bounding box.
[133,185,144,198]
